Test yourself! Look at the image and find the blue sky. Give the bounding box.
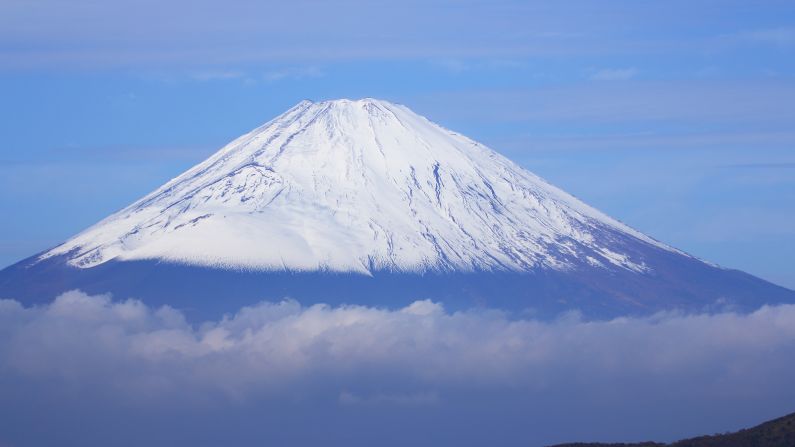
[0,0,793,288]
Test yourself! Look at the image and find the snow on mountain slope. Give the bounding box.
[39,98,683,274]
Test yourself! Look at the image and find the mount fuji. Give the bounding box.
[1,99,792,319]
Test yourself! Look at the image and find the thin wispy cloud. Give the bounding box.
[724,162,795,170]
[189,70,246,82]
[414,81,795,125]
[590,67,638,81]
[489,130,795,153]
[737,27,795,46]
[430,58,528,74]
[263,66,324,82]
[430,58,471,74]
[6,1,787,71]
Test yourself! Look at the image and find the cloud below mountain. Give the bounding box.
[1,290,794,446]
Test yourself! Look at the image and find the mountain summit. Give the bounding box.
[43,98,673,274]
[2,99,793,318]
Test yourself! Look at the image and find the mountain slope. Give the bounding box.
[39,99,674,274]
[1,98,793,319]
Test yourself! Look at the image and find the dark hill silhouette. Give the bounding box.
[550,411,795,447]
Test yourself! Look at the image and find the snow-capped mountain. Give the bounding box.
[1,98,793,319]
[41,99,673,274]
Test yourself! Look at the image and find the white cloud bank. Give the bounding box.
[1,290,794,446]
